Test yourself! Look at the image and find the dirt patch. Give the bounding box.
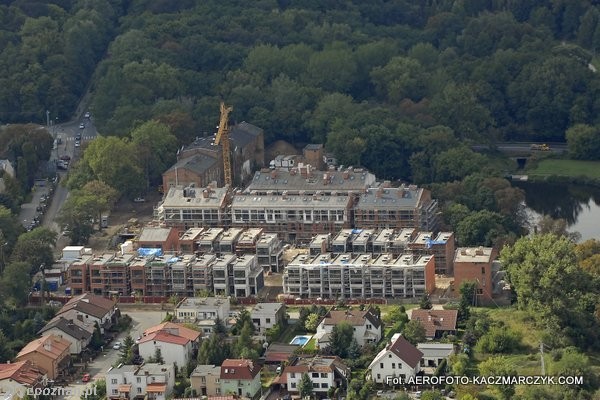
[265,140,300,163]
[87,192,163,251]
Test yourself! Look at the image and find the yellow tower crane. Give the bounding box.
[214,102,233,187]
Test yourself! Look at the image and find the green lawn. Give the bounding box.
[528,159,600,179]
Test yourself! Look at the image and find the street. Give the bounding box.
[60,310,165,400]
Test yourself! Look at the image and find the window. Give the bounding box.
[380,363,384,368]
[322,383,328,388]
[477,288,483,295]
[112,390,118,395]
[388,354,392,358]
[137,388,142,394]
[481,267,485,274]
[377,374,381,380]
[291,373,295,378]
[312,383,319,389]
[290,383,296,389]
[111,379,117,384]
[137,377,141,383]
[320,373,327,378]
[392,363,395,369]
[312,373,319,378]
[216,388,221,394]
[366,324,372,329]
[266,318,271,323]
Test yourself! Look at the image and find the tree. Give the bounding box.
[420,391,443,400]
[299,373,314,399]
[198,333,231,365]
[81,180,118,230]
[266,323,281,344]
[501,234,600,349]
[329,322,354,358]
[152,348,164,364]
[478,356,517,400]
[458,281,477,322]
[566,124,600,160]
[213,317,227,336]
[402,320,426,345]
[0,261,31,306]
[82,379,106,400]
[475,326,522,354]
[537,215,581,242]
[419,294,432,310]
[305,313,320,333]
[10,227,56,273]
[118,335,135,365]
[89,322,103,351]
[130,120,178,188]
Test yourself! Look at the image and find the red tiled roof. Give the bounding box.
[0,360,46,386]
[146,383,167,393]
[410,309,458,338]
[16,335,70,362]
[220,359,260,380]
[139,331,190,346]
[143,322,201,342]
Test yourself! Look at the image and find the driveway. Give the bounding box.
[59,310,165,400]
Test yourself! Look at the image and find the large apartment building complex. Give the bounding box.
[153,165,439,243]
[283,252,435,299]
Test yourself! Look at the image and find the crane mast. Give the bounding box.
[214,102,233,187]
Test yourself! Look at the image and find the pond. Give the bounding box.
[513,181,600,241]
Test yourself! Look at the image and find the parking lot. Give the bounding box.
[59,309,166,400]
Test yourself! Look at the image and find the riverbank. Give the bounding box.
[527,159,600,185]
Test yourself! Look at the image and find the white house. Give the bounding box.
[139,322,201,366]
[250,303,286,334]
[316,308,382,348]
[0,160,15,178]
[283,356,350,395]
[368,333,423,383]
[417,343,455,369]
[106,363,175,400]
[175,297,230,334]
[56,294,118,334]
[0,360,46,399]
[38,316,93,355]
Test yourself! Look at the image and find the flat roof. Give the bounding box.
[180,228,206,241]
[139,227,173,242]
[160,186,228,209]
[197,228,224,243]
[455,247,494,263]
[232,193,351,209]
[355,186,424,210]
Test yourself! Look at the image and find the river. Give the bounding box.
[513,181,600,241]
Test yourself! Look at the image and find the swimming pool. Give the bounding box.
[290,335,312,346]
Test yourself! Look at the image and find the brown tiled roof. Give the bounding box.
[387,334,423,368]
[58,299,108,319]
[220,359,260,380]
[321,308,381,328]
[143,322,201,342]
[410,309,458,338]
[66,293,116,313]
[283,356,347,374]
[139,331,189,346]
[16,335,70,362]
[264,344,297,363]
[0,360,46,386]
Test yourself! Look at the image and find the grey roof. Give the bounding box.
[245,168,376,193]
[230,122,263,148]
[231,194,351,209]
[139,227,173,242]
[251,303,284,316]
[354,187,424,210]
[192,365,220,377]
[304,144,323,150]
[39,317,93,340]
[177,297,230,310]
[160,186,228,209]
[416,343,455,359]
[107,364,138,374]
[166,154,218,175]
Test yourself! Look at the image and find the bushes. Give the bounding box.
[475,326,522,354]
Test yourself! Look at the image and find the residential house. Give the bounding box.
[137,227,179,254]
[66,254,93,295]
[408,231,455,275]
[409,309,458,340]
[315,308,382,348]
[220,359,261,399]
[38,317,93,355]
[250,303,286,334]
[190,365,221,397]
[139,322,201,367]
[263,343,298,365]
[229,121,265,186]
[368,333,423,383]
[106,363,175,400]
[175,297,230,335]
[453,247,497,304]
[57,294,118,334]
[15,335,71,380]
[178,228,206,253]
[0,159,15,178]
[283,356,350,396]
[416,343,455,369]
[0,360,46,399]
[255,233,283,272]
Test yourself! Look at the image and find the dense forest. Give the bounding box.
[3,1,600,179]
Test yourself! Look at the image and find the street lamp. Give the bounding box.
[46,110,50,128]
[39,263,46,306]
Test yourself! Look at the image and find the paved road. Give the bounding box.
[61,310,165,400]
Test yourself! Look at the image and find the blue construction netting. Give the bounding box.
[137,248,163,257]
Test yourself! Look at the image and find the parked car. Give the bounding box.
[133,197,145,203]
[84,112,91,119]
[82,373,91,383]
[79,123,85,129]
[113,342,122,350]
[75,141,80,147]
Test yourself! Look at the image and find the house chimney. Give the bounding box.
[270,170,277,179]
[282,191,288,200]
[342,170,349,180]
[203,189,209,199]
[382,180,391,188]
[322,173,328,185]
[43,341,52,352]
